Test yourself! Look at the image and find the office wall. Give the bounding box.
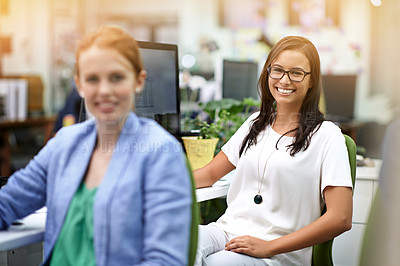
[98,0,180,16]
[370,0,400,116]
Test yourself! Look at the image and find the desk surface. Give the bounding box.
[356,159,381,180]
[0,161,382,252]
[0,209,46,252]
[196,170,234,202]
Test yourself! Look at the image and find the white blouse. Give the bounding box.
[217,112,353,266]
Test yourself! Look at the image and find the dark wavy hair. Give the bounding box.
[239,36,325,157]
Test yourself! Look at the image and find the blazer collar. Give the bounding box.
[56,113,141,223]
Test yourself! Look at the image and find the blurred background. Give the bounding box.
[0,0,397,160]
[1,0,399,160]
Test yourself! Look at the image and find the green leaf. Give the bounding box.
[243,97,261,107]
[194,97,260,145]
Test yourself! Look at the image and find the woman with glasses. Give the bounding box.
[0,25,192,266]
[194,36,353,265]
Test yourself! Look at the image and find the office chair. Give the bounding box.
[311,134,357,266]
[185,156,200,266]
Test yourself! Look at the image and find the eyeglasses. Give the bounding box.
[267,67,310,82]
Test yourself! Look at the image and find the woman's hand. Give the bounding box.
[225,235,274,258]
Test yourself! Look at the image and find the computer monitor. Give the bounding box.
[221,59,259,100]
[136,41,181,137]
[322,74,357,123]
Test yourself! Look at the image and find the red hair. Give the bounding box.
[75,25,144,77]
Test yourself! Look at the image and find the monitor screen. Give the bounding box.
[136,41,181,137]
[222,59,259,100]
[322,74,357,122]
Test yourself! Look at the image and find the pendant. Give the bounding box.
[254,194,262,204]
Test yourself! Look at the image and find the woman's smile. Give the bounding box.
[96,101,117,113]
[275,86,296,95]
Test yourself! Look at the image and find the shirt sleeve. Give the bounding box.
[221,112,259,166]
[320,126,353,198]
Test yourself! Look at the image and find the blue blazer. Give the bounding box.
[0,113,192,266]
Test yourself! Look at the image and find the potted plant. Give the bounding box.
[182,110,228,170]
[182,97,260,170]
[198,97,260,152]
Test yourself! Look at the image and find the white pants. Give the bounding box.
[194,223,269,266]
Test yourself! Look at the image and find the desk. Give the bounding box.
[0,162,381,265]
[196,171,233,202]
[0,208,46,266]
[0,116,56,176]
[0,209,46,252]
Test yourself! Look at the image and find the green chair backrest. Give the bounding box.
[185,156,200,266]
[312,134,357,266]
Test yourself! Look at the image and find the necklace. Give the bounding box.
[254,123,278,204]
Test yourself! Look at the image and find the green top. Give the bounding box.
[50,182,98,266]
